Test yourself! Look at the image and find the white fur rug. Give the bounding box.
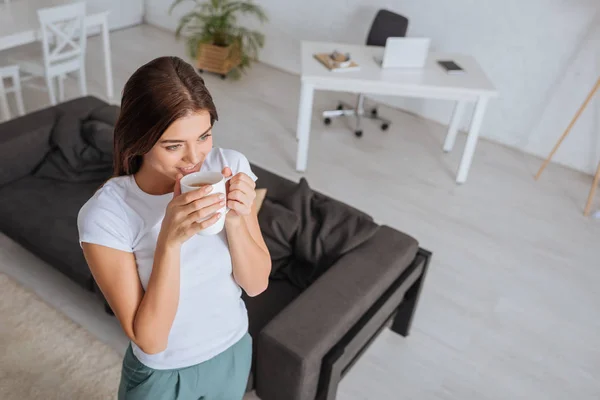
[0,272,122,400]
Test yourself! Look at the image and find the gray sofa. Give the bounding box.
[0,96,432,400]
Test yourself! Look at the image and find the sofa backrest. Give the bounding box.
[0,96,116,187]
[0,108,56,186]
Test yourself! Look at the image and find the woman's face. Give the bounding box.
[143,111,213,181]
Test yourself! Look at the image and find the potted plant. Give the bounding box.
[169,0,268,79]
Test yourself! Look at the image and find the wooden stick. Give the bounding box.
[535,77,600,180]
[584,160,600,216]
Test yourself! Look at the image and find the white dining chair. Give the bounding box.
[18,2,87,105]
[0,65,26,122]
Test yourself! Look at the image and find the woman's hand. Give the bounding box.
[222,167,256,222]
[158,174,226,247]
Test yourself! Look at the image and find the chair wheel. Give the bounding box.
[337,104,344,110]
[324,117,331,125]
[371,108,378,117]
[355,130,363,137]
[381,123,389,131]
[221,74,227,79]
[198,69,204,73]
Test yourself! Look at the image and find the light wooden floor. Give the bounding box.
[1,24,600,400]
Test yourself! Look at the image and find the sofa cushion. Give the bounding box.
[272,178,380,289]
[257,198,300,275]
[0,176,106,288]
[254,188,267,212]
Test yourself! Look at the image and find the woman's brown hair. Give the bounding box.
[112,56,218,177]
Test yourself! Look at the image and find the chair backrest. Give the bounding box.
[366,9,409,47]
[37,2,87,76]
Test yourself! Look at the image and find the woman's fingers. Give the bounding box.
[227,198,251,215]
[228,176,255,192]
[186,212,222,236]
[190,200,226,222]
[181,193,224,216]
[226,190,247,203]
[174,185,213,207]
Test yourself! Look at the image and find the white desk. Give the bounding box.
[0,0,114,99]
[296,41,498,184]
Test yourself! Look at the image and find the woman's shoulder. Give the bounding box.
[206,147,248,165]
[82,176,129,207]
[78,176,131,223]
[77,176,135,251]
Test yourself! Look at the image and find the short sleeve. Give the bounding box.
[219,148,258,182]
[77,189,133,253]
[235,152,258,182]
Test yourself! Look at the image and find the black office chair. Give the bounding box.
[322,9,409,137]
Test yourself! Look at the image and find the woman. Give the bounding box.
[77,56,271,400]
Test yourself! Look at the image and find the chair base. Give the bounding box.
[322,94,391,137]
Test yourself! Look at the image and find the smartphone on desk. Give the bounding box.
[437,60,464,74]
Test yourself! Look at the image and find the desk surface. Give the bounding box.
[0,0,107,51]
[301,41,498,98]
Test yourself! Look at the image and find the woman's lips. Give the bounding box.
[177,162,201,175]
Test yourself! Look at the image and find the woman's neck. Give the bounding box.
[134,165,174,196]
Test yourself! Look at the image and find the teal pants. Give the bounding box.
[118,333,252,400]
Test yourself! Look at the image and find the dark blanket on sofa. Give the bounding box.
[258,178,379,289]
[33,110,115,183]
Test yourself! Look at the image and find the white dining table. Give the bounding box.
[0,0,114,99]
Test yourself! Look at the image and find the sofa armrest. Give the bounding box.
[255,225,419,400]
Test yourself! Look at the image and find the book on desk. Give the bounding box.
[313,52,360,72]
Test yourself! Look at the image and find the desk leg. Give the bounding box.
[101,18,114,99]
[456,96,489,184]
[443,100,466,152]
[295,83,315,172]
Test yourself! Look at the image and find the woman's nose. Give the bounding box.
[184,149,200,165]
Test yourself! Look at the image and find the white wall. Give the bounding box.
[145,0,600,175]
[87,0,144,31]
[144,0,188,32]
[522,19,600,175]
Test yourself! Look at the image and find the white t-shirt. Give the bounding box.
[77,147,258,370]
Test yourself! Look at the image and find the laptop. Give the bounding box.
[375,37,431,69]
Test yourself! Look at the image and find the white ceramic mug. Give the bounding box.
[180,171,231,236]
